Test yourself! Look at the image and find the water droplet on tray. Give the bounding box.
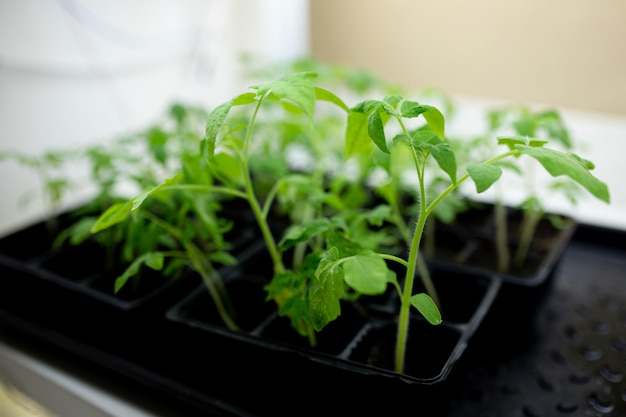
[588,392,615,413]
[537,374,555,392]
[580,345,603,361]
[568,372,590,384]
[600,364,624,383]
[555,401,578,413]
[592,320,612,335]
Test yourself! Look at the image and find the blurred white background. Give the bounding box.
[309,0,626,232]
[1,0,624,236]
[0,0,309,235]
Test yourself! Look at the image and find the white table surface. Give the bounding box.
[0,334,182,417]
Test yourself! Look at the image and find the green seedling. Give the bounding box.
[91,169,240,329]
[204,71,610,374]
[481,105,585,271]
[341,93,610,374]
[89,104,244,329]
[2,103,241,329]
[204,72,357,344]
[0,148,77,234]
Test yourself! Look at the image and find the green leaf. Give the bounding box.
[208,251,238,266]
[315,246,340,278]
[467,163,503,193]
[144,252,165,270]
[537,110,573,149]
[210,151,243,185]
[325,231,362,258]
[379,102,399,118]
[254,72,317,119]
[346,99,387,158]
[342,251,388,295]
[356,204,392,227]
[520,196,543,214]
[132,173,182,211]
[277,174,325,205]
[410,293,442,325]
[91,200,133,233]
[309,284,342,331]
[428,141,457,184]
[278,218,331,250]
[345,110,373,158]
[315,86,349,112]
[384,95,403,106]
[53,216,97,248]
[389,138,413,179]
[147,128,168,165]
[114,252,164,293]
[203,92,255,162]
[513,114,536,137]
[352,99,382,114]
[46,179,70,205]
[497,136,528,151]
[205,100,234,158]
[310,246,344,330]
[414,127,440,144]
[68,217,97,245]
[516,145,610,203]
[232,92,257,106]
[400,100,426,118]
[568,153,595,170]
[368,106,389,154]
[401,102,445,138]
[419,106,445,139]
[264,270,296,306]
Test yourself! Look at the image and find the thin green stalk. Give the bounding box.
[292,166,325,267]
[234,92,318,346]
[386,184,439,308]
[188,246,239,331]
[514,210,541,268]
[293,203,314,266]
[379,253,408,296]
[423,149,519,215]
[379,253,410,269]
[394,148,519,373]
[399,119,441,301]
[395,132,429,372]
[140,212,238,330]
[241,97,285,275]
[261,180,282,220]
[395,195,428,373]
[514,159,541,268]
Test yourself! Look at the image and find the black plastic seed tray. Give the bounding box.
[446,224,626,417]
[0,223,625,417]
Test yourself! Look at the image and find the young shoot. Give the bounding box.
[204,72,351,344]
[344,95,610,374]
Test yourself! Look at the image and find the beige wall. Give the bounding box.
[310,0,626,116]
